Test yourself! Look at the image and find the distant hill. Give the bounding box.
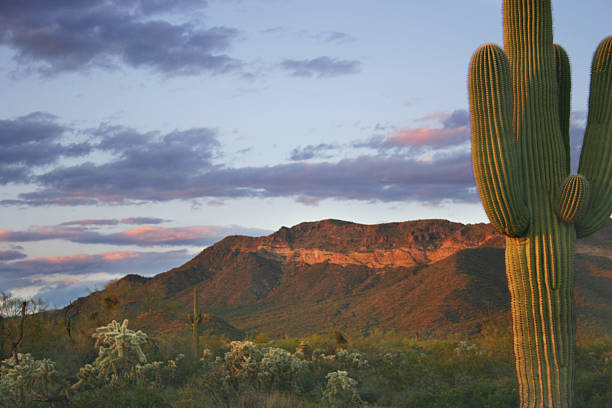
[63,219,612,339]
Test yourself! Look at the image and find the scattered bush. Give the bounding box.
[1,314,610,408]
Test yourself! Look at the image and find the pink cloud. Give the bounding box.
[4,249,191,276]
[101,251,141,261]
[120,226,218,245]
[386,125,469,149]
[355,109,471,152]
[30,253,94,263]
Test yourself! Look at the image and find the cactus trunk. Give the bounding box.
[506,225,575,407]
[192,321,199,359]
[469,1,612,406]
[188,287,202,358]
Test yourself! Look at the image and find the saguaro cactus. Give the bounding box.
[468,1,612,407]
[187,287,202,357]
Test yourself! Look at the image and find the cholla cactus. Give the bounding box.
[258,347,308,391]
[93,319,147,363]
[335,349,369,369]
[322,370,364,408]
[135,354,183,387]
[73,319,148,389]
[219,341,310,393]
[468,0,612,406]
[220,341,263,391]
[0,353,64,405]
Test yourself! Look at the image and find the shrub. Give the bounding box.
[0,353,66,406]
[321,370,364,407]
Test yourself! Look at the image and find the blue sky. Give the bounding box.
[0,0,610,307]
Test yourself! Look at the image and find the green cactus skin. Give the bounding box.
[469,1,612,407]
[557,174,590,224]
[187,287,202,358]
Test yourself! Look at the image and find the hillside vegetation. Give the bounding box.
[1,310,610,407]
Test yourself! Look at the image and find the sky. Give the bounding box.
[0,0,610,308]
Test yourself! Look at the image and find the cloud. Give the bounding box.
[202,151,476,203]
[0,0,240,76]
[61,219,121,226]
[0,249,193,306]
[290,144,337,161]
[60,217,168,226]
[121,217,168,225]
[0,165,31,185]
[385,126,469,150]
[358,109,470,151]
[261,26,284,35]
[315,31,355,43]
[1,110,477,207]
[0,224,272,247]
[0,226,86,243]
[296,195,320,206]
[6,125,221,204]
[280,56,361,77]
[5,149,476,207]
[0,250,27,261]
[0,112,91,184]
[441,109,470,129]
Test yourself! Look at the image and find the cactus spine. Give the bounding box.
[187,287,202,357]
[468,1,612,407]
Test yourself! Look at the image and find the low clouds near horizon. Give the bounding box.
[0,222,272,248]
[0,249,193,306]
[0,219,272,306]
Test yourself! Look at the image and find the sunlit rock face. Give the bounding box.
[66,219,611,338]
[247,219,502,268]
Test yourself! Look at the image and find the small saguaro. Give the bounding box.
[187,287,203,358]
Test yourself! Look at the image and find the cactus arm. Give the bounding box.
[469,43,530,237]
[554,44,572,174]
[576,36,612,238]
[557,174,590,224]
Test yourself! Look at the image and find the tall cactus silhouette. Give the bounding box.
[187,287,202,357]
[468,1,612,407]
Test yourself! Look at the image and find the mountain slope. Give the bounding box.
[64,219,612,339]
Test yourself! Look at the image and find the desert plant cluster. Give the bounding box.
[1,295,610,408]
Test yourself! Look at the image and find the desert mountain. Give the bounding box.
[65,219,612,339]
